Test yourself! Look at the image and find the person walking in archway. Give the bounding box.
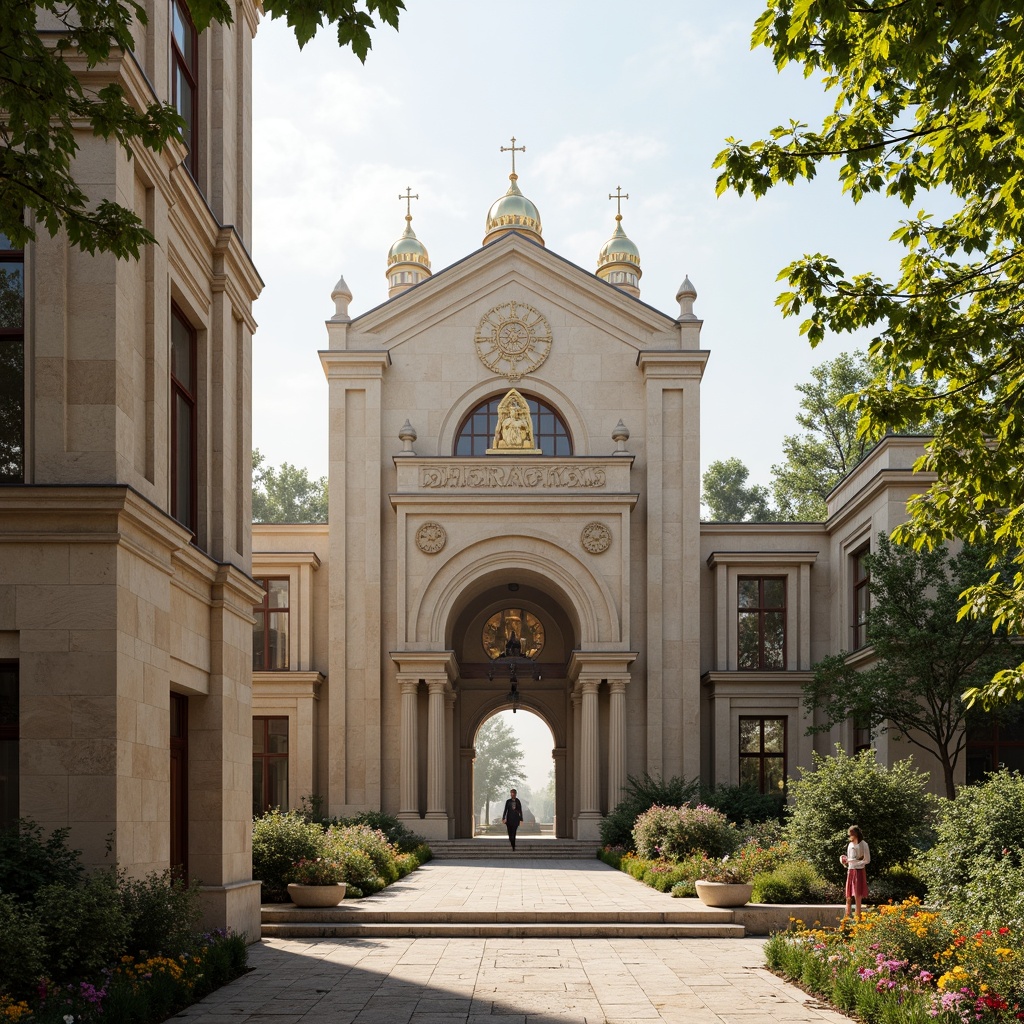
[502,788,524,850]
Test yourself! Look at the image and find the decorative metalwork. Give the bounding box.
[482,608,545,660]
[485,608,544,714]
[580,521,612,554]
[415,521,446,554]
[474,301,552,381]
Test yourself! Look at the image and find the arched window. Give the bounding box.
[454,394,572,456]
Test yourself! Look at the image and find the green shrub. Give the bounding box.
[670,879,697,898]
[118,870,201,957]
[252,809,326,902]
[599,772,700,850]
[36,871,129,981]
[0,819,83,902]
[632,803,737,860]
[324,824,400,892]
[786,746,935,883]
[750,860,828,903]
[870,864,928,904]
[339,811,426,854]
[699,783,786,827]
[0,892,46,998]
[921,768,1024,929]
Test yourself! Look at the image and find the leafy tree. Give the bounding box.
[715,1,1024,706]
[252,448,327,523]
[770,351,876,520]
[1,0,405,257]
[804,536,1018,798]
[701,457,774,521]
[473,715,525,826]
[786,747,935,884]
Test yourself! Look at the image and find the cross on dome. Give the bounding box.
[609,185,629,220]
[500,136,526,179]
[398,186,419,221]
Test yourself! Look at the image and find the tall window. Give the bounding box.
[0,663,18,826]
[966,711,1024,783]
[737,577,786,670]
[253,717,288,814]
[170,0,198,179]
[170,693,188,876]
[170,305,197,534]
[852,545,870,649]
[0,234,24,484]
[739,716,786,794]
[454,394,572,456]
[253,578,289,671]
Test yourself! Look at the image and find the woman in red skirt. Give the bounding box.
[841,824,870,919]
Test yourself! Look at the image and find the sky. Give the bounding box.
[250,0,907,494]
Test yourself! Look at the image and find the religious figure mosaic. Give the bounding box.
[482,608,546,660]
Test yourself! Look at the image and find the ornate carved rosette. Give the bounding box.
[415,521,447,554]
[474,301,552,381]
[580,521,612,554]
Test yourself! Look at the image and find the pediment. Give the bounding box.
[347,231,682,353]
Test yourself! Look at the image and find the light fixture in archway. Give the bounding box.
[486,612,543,713]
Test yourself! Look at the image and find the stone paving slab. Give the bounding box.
[175,936,853,1024]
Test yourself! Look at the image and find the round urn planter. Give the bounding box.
[695,881,753,908]
[287,883,347,908]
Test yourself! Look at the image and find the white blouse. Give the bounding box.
[844,840,870,870]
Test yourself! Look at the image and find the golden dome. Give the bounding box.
[483,174,544,246]
[596,212,642,297]
[386,211,431,298]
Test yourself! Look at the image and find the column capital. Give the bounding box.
[398,677,420,695]
[608,676,630,693]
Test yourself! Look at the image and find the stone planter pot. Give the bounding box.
[695,881,753,908]
[287,882,347,907]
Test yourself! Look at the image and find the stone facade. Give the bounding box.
[1,0,262,938]
[251,197,969,843]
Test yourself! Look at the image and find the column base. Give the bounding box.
[199,880,263,945]
[418,814,453,841]
[574,812,603,842]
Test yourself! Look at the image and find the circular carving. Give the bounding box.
[415,521,446,554]
[474,301,552,381]
[580,522,611,554]
[482,608,545,660]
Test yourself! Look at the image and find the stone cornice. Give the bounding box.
[636,349,710,379]
[389,651,459,681]
[252,671,325,700]
[567,651,638,680]
[706,550,819,569]
[319,350,391,380]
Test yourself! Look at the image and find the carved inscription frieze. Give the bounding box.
[419,464,606,489]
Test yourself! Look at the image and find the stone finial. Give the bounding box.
[676,274,698,321]
[612,419,630,455]
[398,419,417,455]
[331,275,353,320]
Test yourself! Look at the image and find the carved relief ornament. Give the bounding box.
[474,301,552,381]
[415,521,447,554]
[580,522,612,554]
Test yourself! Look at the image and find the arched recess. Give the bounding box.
[467,695,563,838]
[436,377,592,457]
[409,534,622,649]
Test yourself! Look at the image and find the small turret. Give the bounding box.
[386,187,431,298]
[596,187,641,298]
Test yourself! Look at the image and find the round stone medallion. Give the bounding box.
[474,301,552,381]
[580,522,611,554]
[416,521,447,554]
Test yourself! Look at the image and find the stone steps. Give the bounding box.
[428,838,598,859]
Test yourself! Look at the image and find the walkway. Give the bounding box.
[177,860,852,1024]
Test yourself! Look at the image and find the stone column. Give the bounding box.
[552,746,567,838]
[445,689,456,838]
[577,678,602,839]
[571,690,581,830]
[608,676,629,809]
[398,678,419,818]
[426,678,447,824]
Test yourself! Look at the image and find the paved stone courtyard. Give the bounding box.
[177,861,852,1024]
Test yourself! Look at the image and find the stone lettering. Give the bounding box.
[418,465,607,489]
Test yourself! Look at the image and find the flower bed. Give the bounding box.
[764,898,1024,1023]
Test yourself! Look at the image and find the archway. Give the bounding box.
[449,576,575,838]
[472,709,556,837]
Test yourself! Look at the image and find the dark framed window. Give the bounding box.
[252,578,289,671]
[253,717,288,814]
[454,394,572,456]
[0,662,18,826]
[739,716,786,794]
[966,710,1024,783]
[170,305,197,535]
[737,576,786,670]
[852,712,872,754]
[852,545,870,650]
[170,0,198,179]
[0,233,25,484]
[170,693,188,876]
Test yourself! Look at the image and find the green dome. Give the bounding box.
[483,174,543,245]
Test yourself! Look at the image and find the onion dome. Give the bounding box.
[483,173,544,246]
[387,188,431,298]
[596,204,642,298]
